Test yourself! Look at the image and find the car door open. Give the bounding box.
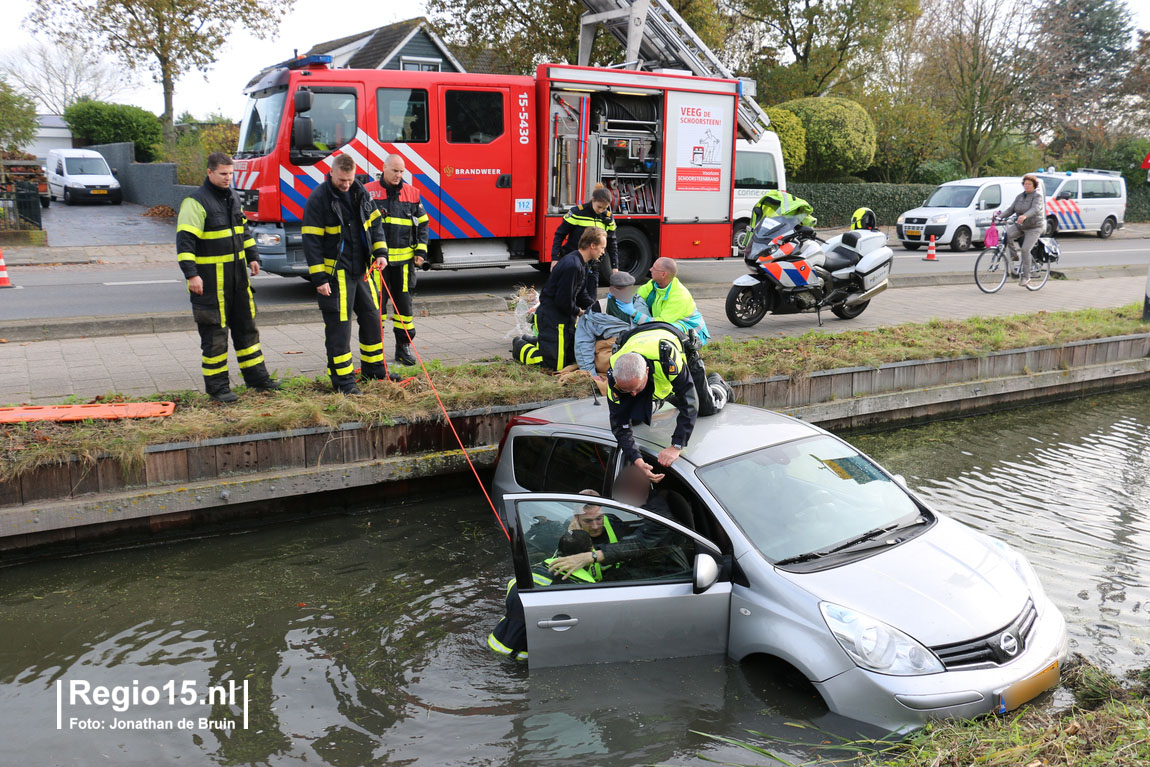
[504,492,731,669]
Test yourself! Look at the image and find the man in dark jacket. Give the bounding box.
[512,227,606,369]
[365,153,429,366]
[302,153,389,394]
[176,152,278,402]
[551,186,619,309]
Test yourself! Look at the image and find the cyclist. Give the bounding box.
[998,173,1045,287]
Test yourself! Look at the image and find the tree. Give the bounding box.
[64,100,162,161]
[764,107,805,174]
[0,39,132,115]
[0,78,38,152]
[26,0,294,143]
[725,0,919,102]
[776,97,876,180]
[426,0,729,75]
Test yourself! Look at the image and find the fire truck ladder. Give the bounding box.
[577,0,770,141]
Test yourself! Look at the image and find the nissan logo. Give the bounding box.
[999,631,1020,657]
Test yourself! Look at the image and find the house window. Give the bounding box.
[400,57,441,72]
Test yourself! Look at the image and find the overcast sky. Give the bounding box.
[5,0,1148,121]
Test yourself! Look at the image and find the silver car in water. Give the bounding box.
[491,399,1068,731]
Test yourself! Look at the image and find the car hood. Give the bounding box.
[72,174,118,186]
[780,516,1029,647]
[901,207,944,219]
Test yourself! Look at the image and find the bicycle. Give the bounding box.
[974,213,1059,293]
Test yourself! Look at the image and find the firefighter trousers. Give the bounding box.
[384,261,416,347]
[318,269,387,390]
[196,285,271,396]
[512,304,575,370]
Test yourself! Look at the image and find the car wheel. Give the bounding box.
[902,242,921,251]
[63,188,74,205]
[1044,215,1058,238]
[731,220,749,253]
[1098,217,1115,239]
[112,198,122,206]
[615,226,653,281]
[40,197,50,209]
[949,226,972,252]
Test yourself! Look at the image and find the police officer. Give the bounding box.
[177,152,279,403]
[301,153,388,394]
[604,324,731,480]
[365,153,428,367]
[551,186,619,309]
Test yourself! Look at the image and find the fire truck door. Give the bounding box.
[436,86,513,239]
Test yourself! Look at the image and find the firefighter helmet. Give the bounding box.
[851,207,877,230]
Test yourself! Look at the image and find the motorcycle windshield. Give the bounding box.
[746,214,807,261]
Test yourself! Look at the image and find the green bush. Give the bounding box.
[776,97,876,181]
[914,158,965,185]
[63,100,162,162]
[1127,185,1150,223]
[764,107,805,175]
[788,182,937,227]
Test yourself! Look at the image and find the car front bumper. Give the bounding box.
[69,187,122,203]
[896,223,948,244]
[813,595,1069,732]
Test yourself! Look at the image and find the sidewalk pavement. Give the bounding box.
[1,275,1145,405]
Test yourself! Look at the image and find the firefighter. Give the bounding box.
[364,153,428,366]
[301,153,389,394]
[604,324,731,480]
[176,152,279,403]
[551,186,619,309]
[513,227,605,369]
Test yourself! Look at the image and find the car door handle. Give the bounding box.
[496,173,512,188]
[537,617,578,629]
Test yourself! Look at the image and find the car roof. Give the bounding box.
[939,176,1020,186]
[521,399,819,466]
[53,149,106,158]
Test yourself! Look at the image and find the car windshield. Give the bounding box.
[64,158,111,176]
[237,88,287,158]
[696,435,920,564]
[1038,175,1062,197]
[924,185,977,208]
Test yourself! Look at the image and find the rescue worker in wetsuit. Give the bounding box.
[301,153,388,394]
[512,227,606,369]
[176,152,279,402]
[487,529,599,661]
[364,153,428,367]
[551,186,619,309]
[602,324,732,481]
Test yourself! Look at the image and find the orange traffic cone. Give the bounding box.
[0,248,13,288]
[922,235,938,262]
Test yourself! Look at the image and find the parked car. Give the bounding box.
[1037,168,1126,238]
[46,148,122,205]
[491,400,1068,732]
[896,177,1023,251]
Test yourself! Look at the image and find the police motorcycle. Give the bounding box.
[725,200,895,328]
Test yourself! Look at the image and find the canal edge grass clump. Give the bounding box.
[2,302,1148,484]
[686,655,1150,767]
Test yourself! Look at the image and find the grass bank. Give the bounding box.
[692,655,1150,767]
[2,303,1148,483]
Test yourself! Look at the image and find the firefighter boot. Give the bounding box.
[206,378,239,403]
[395,343,417,367]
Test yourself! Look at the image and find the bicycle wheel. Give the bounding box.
[974,247,1008,293]
[1025,258,1051,291]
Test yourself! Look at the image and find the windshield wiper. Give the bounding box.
[774,516,925,567]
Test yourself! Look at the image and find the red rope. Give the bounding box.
[372,263,510,540]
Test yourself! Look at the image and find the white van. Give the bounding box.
[1037,168,1125,238]
[896,177,1023,251]
[732,131,787,248]
[46,148,122,205]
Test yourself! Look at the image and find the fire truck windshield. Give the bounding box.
[237,88,287,158]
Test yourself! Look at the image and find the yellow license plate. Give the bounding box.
[998,661,1059,714]
[905,229,922,237]
[91,189,107,195]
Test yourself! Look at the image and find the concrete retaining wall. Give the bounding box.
[3,334,1149,552]
[89,142,197,210]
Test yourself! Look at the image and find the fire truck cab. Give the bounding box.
[234,55,744,279]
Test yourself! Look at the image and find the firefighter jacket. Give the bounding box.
[364,179,429,264]
[550,201,619,270]
[607,327,697,465]
[539,250,594,318]
[176,178,257,325]
[301,177,387,287]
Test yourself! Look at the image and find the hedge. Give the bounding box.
[787,182,937,228]
[64,100,162,162]
[1127,185,1150,223]
[777,97,876,181]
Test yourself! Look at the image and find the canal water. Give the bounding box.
[1,389,1148,766]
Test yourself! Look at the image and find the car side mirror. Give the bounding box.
[693,552,719,594]
[112,168,118,177]
[892,473,907,487]
[294,88,313,114]
[292,115,314,151]
[1058,190,1073,199]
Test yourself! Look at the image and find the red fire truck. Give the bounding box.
[233,54,750,279]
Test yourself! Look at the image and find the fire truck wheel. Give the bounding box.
[616,226,652,281]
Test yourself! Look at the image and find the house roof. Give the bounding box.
[307,29,375,56]
[306,17,464,72]
[448,46,522,75]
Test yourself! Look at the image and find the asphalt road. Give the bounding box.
[2,236,1148,322]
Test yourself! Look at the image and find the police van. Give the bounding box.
[1037,168,1126,238]
[730,131,786,249]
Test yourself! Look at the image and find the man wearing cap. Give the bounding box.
[573,270,649,374]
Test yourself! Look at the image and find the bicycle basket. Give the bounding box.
[1032,237,1060,263]
[984,225,999,247]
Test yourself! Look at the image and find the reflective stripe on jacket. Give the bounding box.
[176,178,257,326]
[365,179,429,263]
[301,177,387,286]
[551,201,619,269]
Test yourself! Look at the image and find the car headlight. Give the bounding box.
[896,214,906,225]
[66,180,86,189]
[930,214,949,224]
[820,602,943,676]
[256,233,282,247]
[110,181,120,189]
[987,538,1046,598]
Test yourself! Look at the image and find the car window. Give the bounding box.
[1082,180,1107,199]
[377,88,429,144]
[515,499,697,587]
[1058,180,1078,199]
[1039,176,1061,196]
[511,435,616,495]
[64,158,111,176]
[734,150,778,190]
[55,160,64,175]
[445,90,504,144]
[925,185,977,208]
[977,184,1000,207]
[697,435,920,563]
[1103,180,1121,198]
[295,90,358,152]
